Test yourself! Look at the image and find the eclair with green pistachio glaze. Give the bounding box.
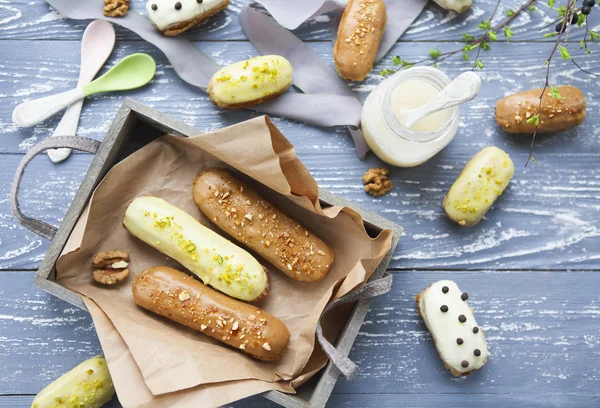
[207,55,293,109]
[123,196,269,301]
[31,355,115,408]
[443,147,514,227]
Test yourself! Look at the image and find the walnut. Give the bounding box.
[103,0,130,17]
[362,168,393,197]
[92,250,130,285]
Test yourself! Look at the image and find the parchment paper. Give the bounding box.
[56,116,392,405]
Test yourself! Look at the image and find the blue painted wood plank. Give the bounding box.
[2,150,600,271]
[1,0,596,42]
[2,271,600,399]
[2,394,599,408]
[2,40,600,156]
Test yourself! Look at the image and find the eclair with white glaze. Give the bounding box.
[146,0,230,36]
[415,280,489,376]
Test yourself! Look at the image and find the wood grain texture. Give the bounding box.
[2,150,600,271]
[3,40,600,155]
[2,394,599,408]
[2,0,600,406]
[2,271,600,404]
[1,0,597,42]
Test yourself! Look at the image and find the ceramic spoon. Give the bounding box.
[47,20,116,163]
[399,71,481,129]
[12,54,156,128]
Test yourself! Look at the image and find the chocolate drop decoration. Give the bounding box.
[456,338,463,345]
[461,360,469,368]
[473,326,480,334]
[458,314,467,323]
[442,286,449,294]
[175,2,182,10]
[474,349,481,357]
[461,293,469,301]
[440,305,449,312]
[151,3,157,10]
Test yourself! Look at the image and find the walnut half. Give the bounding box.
[103,0,130,17]
[92,250,130,285]
[362,168,393,197]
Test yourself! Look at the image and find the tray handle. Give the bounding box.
[316,272,393,380]
[11,136,101,240]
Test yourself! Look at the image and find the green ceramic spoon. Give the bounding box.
[13,53,156,128]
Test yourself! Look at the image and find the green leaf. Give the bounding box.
[580,39,585,49]
[559,45,571,60]
[462,33,476,41]
[429,48,442,58]
[530,156,537,163]
[506,9,515,17]
[578,14,586,27]
[380,68,395,76]
[549,85,562,100]
[392,55,402,65]
[477,21,491,30]
[473,59,484,69]
[590,31,600,41]
[547,0,555,6]
[526,114,540,126]
[482,40,491,51]
[462,51,469,60]
[503,26,514,41]
[556,5,566,16]
[543,32,558,38]
[529,5,536,11]
[487,30,498,41]
[464,43,481,52]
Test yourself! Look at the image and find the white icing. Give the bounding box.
[419,280,488,374]
[146,0,226,31]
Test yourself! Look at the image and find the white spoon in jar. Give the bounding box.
[399,71,481,129]
[46,20,115,163]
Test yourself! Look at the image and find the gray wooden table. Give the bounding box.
[2,1,599,407]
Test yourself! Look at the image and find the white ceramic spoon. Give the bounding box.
[47,20,116,163]
[400,71,482,129]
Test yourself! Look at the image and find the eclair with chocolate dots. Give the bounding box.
[415,280,489,376]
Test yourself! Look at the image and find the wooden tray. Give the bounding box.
[30,98,402,408]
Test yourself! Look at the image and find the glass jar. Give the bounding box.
[361,66,459,167]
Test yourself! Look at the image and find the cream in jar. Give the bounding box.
[361,67,459,167]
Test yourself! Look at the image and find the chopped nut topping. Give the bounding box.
[232,321,239,331]
[200,324,207,331]
[245,213,253,221]
[262,342,271,351]
[178,291,191,301]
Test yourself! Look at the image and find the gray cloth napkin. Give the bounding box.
[253,0,339,30]
[43,0,426,155]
